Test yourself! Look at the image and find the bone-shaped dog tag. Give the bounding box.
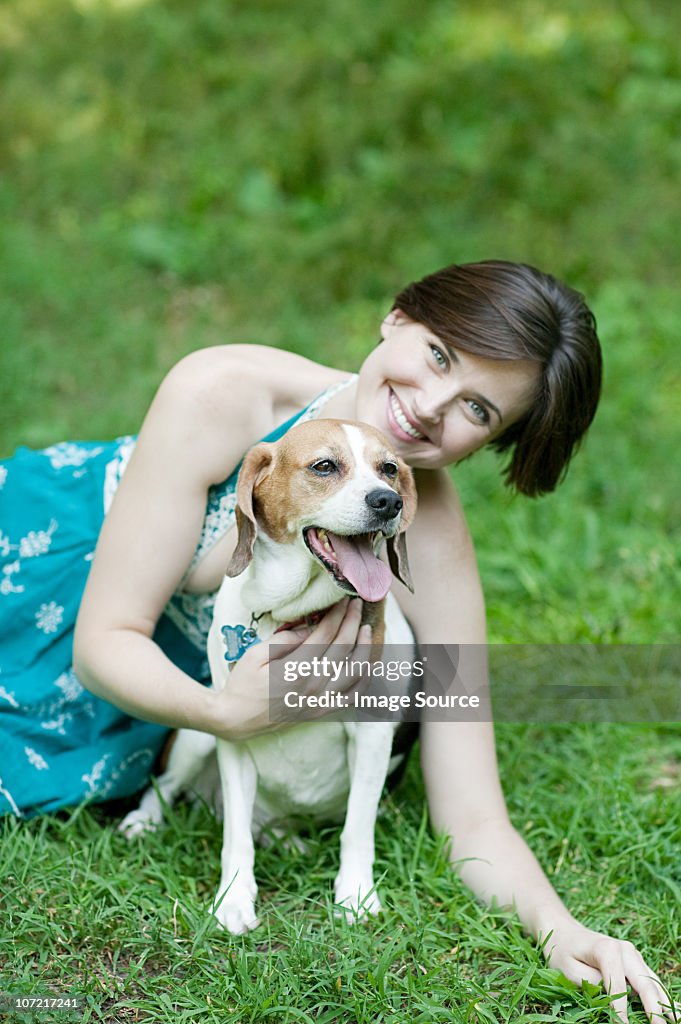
[221,624,260,662]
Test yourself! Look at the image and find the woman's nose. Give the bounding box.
[414,384,456,423]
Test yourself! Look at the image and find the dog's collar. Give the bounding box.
[273,609,326,634]
[221,609,327,662]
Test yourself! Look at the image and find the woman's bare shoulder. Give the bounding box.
[140,344,347,486]
[161,344,347,423]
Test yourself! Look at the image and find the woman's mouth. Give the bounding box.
[388,389,428,442]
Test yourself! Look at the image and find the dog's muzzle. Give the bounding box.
[364,488,403,523]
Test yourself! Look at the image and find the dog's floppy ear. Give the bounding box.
[386,458,417,593]
[225,443,274,577]
[386,533,413,593]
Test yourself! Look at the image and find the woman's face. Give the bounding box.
[355,311,541,470]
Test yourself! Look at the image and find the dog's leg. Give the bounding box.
[212,739,260,935]
[119,729,216,839]
[334,722,394,922]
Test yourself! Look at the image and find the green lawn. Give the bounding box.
[1,0,680,1020]
[3,726,680,1022]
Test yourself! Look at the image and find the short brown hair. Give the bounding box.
[393,260,602,496]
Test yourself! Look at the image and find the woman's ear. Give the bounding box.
[381,308,410,331]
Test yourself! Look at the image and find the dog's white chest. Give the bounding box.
[246,722,351,827]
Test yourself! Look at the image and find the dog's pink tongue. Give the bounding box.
[328,533,392,602]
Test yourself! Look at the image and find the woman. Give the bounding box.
[0,261,673,1021]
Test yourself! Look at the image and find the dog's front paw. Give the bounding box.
[212,884,260,935]
[118,808,160,840]
[334,873,382,923]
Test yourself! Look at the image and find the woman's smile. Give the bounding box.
[387,388,429,443]
[353,312,541,469]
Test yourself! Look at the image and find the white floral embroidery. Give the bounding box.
[19,519,58,558]
[1,519,60,599]
[0,777,21,816]
[82,755,110,794]
[163,591,216,659]
[1,561,24,596]
[0,465,7,489]
[54,670,83,702]
[0,686,19,708]
[184,489,238,580]
[103,436,136,514]
[25,747,49,770]
[41,713,72,736]
[90,749,155,800]
[43,442,104,471]
[35,601,64,634]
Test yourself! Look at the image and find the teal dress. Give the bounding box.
[0,380,352,817]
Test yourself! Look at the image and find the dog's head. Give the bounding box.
[225,419,417,602]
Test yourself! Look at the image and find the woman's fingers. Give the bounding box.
[262,597,375,655]
[600,963,629,1023]
[286,596,371,672]
[272,599,381,704]
[232,598,388,728]
[219,598,384,736]
[554,957,602,987]
[304,596,363,648]
[548,930,678,1024]
[623,958,679,1023]
[579,938,677,1024]
[265,628,316,662]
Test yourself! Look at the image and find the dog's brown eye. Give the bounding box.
[381,461,398,478]
[309,459,338,476]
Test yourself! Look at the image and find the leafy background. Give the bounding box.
[1,0,680,642]
[1,0,680,1020]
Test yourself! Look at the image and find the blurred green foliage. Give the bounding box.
[1,0,680,641]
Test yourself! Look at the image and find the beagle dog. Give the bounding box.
[120,419,417,935]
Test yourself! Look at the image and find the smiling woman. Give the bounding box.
[372,261,603,491]
[356,313,541,468]
[0,258,675,1021]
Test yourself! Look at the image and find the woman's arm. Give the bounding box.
[395,468,675,1023]
[73,347,278,734]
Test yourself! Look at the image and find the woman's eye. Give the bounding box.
[310,459,337,475]
[381,461,398,478]
[430,344,447,368]
[466,399,490,425]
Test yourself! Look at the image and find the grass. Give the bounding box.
[1,0,680,1019]
[3,729,680,1023]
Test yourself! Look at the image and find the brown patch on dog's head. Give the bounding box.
[253,421,353,544]
[225,419,417,590]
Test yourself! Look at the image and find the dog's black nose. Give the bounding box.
[365,488,403,520]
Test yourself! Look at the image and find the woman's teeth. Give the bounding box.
[390,393,426,440]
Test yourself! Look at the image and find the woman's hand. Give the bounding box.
[541,916,678,1023]
[214,597,373,741]
[432,809,676,1024]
